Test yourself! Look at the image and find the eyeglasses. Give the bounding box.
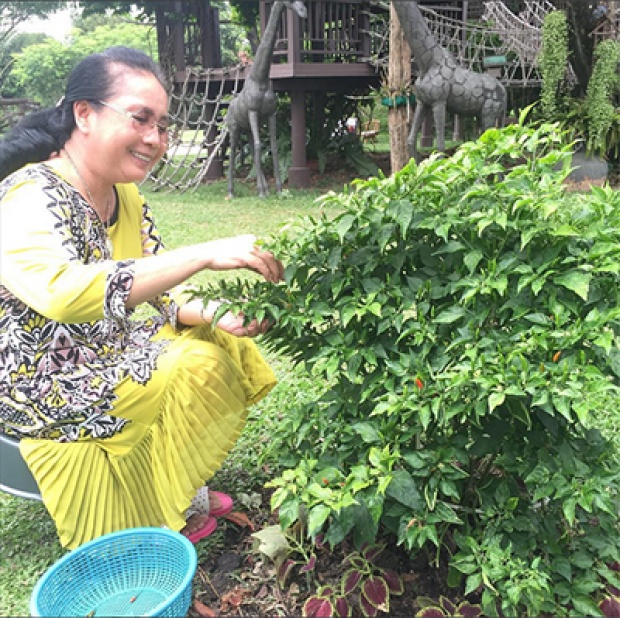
[97,100,170,140]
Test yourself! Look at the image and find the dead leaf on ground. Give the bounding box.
[223,511,256,530]
[193,599,217,618]
[220,586,253,611]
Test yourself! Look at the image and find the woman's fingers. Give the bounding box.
[247,245,284,282]
[215,311,272,338]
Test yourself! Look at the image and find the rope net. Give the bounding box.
[147,64,245,192]
[365,0,567,86]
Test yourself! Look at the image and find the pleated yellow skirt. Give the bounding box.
[19,324,276,549]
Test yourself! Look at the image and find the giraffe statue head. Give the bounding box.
[284,0,307,19]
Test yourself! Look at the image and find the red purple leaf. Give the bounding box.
[343,569,363,594]
[416,608,447,618]
[300,554,317,573]
[416,596,439,608]
[361,576,389,608]
[381,569,404,595]
[344,554,365,569]
[276,559,296,585]
[600,596,620,618]
[360,593,379,618]
[440,596,456,615]
[334,596,352,618]
[457,601,483,617]
[362,543,384,562]
[303,596,335,618]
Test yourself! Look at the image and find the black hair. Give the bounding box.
[0,46,167,181]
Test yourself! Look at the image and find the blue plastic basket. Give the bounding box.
[30,527,197,617]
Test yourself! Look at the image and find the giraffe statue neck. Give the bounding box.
[248,1,287,83]
[392,1,448,75]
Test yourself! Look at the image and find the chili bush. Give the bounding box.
[198,121,620,617]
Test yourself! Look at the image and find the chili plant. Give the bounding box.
[197,118,620,616]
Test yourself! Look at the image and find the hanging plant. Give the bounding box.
[373,76,415,111]
[539,11,570,122]
[380,94,416,108]
[583,39,620,157]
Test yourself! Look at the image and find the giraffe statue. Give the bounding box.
[392,2,507,161]
[225,0,307,198]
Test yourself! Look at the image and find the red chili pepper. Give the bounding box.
[415,377,424,390]
[322,478,329,485]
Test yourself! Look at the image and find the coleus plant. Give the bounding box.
[415,595,482,618]
[302,544,404,618]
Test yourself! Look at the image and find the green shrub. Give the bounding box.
[197,120,620,617]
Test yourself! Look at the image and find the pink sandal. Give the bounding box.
[209,490,234,518]
[191,487,234,519]
[184,514,217,544]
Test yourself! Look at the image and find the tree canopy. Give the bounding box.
[0,2,65,46]
[11,16,157,106]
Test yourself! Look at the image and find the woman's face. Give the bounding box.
[90,69,169,184]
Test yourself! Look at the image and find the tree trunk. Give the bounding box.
[388,4,412,174]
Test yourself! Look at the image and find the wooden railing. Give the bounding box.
[259,0,374,65]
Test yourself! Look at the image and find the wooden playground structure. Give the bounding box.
[148,0,619,191]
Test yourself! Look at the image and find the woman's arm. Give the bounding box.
[126,234,283,308]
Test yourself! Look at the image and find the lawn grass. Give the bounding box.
[0,175,345,616]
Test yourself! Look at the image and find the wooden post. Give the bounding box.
[388,3,412,174]
[288,87,311,188]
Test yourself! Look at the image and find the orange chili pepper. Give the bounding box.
[553,351,561,362]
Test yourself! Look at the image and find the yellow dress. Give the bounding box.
[0,163,276,549]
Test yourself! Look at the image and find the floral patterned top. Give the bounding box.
[0,164,179,441]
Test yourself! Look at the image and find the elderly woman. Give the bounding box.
[0,46,284,549]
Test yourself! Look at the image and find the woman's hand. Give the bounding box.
[202,235,284,283]
[200,299,271,338]
[213,310,271,337]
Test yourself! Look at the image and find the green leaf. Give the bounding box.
[351,422,382,444]
[336,214,356,241]
[277,497,301,530]
[551,556,572,582]
[553,271,592,301]
[465,572,483,596]
[488,391,506,413]
[307,504,332,536]
[393,200,414,238]
[386,470,424,510]
[434,306,466,324]
[464,250,484,273]
[570,596,603,617]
